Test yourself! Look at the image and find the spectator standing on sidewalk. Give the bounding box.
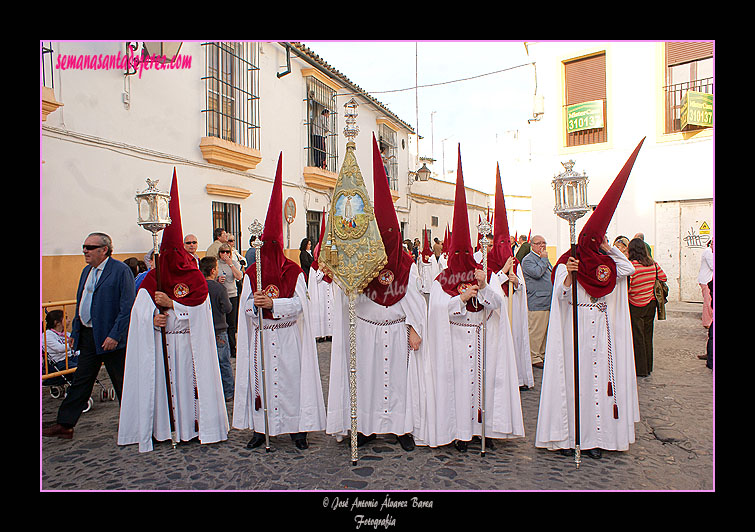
[698,239,713,329]
[217,243,243,358]
[627,237,667,377]
[201,256,234,401]
[520,235,552,369]
[206,227,227,258]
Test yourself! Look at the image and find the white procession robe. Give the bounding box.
[307,268,334,339]
[418,256,440,294]
[423,273,525,447]
[232,274,326,436]
[326,264,430,442]
[535,246,640,451]
[118,289,230,453]
[497,268,535,389]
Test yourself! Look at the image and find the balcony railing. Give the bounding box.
[664,77,714,133]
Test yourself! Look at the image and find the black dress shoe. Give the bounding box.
[559,448,574,457]
[585,448,602,459]
[357,433,376,447]
[246,432,266,449]
[291,432,309,449]
[42,423,74,440]
[453,439,468,452]
[397,433,415,451]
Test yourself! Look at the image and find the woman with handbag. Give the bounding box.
[627,238,668,377]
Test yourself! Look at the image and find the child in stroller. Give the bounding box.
[42,309,113,411]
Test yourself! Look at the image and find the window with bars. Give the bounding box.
[305,76,338,171]
[42,42,55,89]
[564,53,607,147]
[212,201,241,250]
[202,42,260,149]
[379,124,398,190]
[663,42,714,134]
[306,210,322,247]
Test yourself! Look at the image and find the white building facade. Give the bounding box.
[522,41,714,302]
[41,41,421,303]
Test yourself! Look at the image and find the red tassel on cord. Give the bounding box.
[195,420,199,432]
[613,404,619,419]
[255,394,262,411]
[607,382,613,396]
[477,409,482,423]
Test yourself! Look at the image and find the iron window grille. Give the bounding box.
[202,42,260,149]
[664,59,713,133]
[306,210,322,247]
[42,42,55,89]
[305,76,338,171]
[379,124,398,190]
[212,201,242,251]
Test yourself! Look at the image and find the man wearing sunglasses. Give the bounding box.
[183,234,200,267]
[43,232,135,440]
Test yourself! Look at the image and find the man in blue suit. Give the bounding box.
[43,232,135,440]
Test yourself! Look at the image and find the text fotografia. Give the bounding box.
[55,50,192,78]
[324,494,433,529]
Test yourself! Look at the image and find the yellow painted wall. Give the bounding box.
[41,249,302,306]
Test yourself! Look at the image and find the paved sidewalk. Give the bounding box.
[40,303,713,493]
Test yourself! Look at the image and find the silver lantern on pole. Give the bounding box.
[552,160,590,468]
[552,160,590,244]
[248,218,273,453]
[136,178,172,255]
[135,177,178,448]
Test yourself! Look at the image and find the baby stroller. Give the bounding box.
[41,349,116,413]
[42,306,116,413]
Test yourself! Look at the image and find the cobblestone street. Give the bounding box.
[40,303,713,495]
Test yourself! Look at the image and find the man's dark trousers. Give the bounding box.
[56,326,126,428]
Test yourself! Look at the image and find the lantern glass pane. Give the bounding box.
[139,198,151,222]
[566,183,576,207]
[158,198,169,220]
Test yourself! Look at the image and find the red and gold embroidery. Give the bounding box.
[378,269,394,285]
[173,283,190,298]
[264,284,280,299]
[596,265,612,282]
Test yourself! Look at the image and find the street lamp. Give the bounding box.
[142,42,183,63]
[416,162,431,181]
